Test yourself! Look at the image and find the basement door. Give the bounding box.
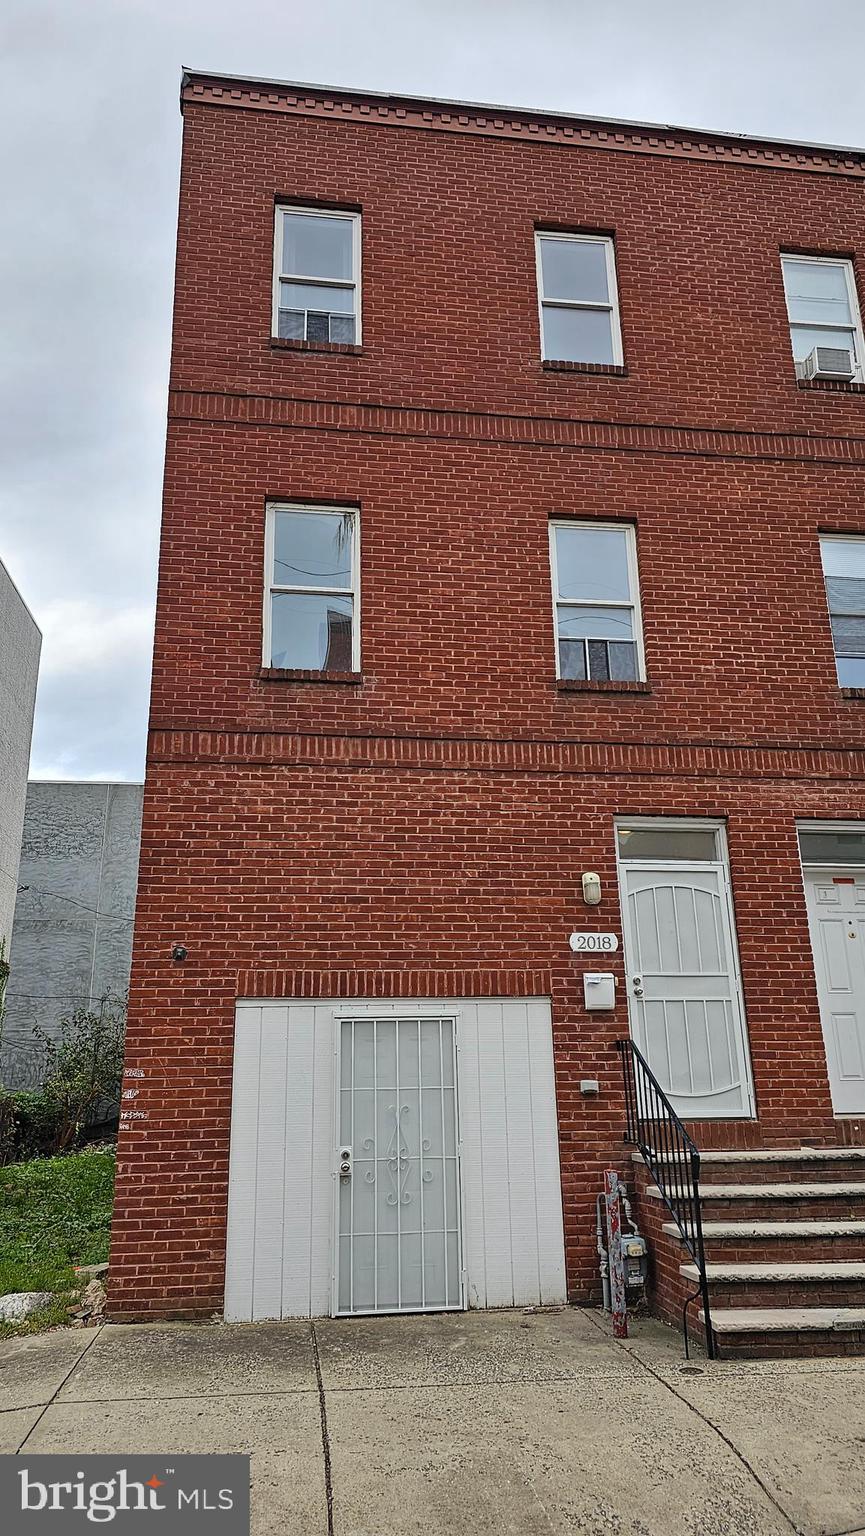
[335,1016,461,1315]
[618,822,753,1119]
[804,871,865,1115]
[224,998,566,1320]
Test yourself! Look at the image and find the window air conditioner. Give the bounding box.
[801,346,856,381]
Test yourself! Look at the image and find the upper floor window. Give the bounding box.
[273,208,361,344]
[550,521,644,681]
[536,233,623,366]
[264,504,359,672]
[820,535,865,688]
[781,255,864,382]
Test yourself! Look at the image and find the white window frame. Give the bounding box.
[263,501,360,672]
[535,232,623,365]
[548,519,645,682]
[780,252,865,382]
[819,531,865,687]
[272,205,362,343]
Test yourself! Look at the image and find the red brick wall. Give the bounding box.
[109,82,865,1318]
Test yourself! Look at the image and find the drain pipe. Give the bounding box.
[596,1193,611,1311]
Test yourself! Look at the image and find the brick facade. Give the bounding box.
[109,74,865,1320]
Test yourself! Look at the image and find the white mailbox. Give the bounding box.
[583,972,617,1011]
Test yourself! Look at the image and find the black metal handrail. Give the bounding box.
[616,1038,716,1360]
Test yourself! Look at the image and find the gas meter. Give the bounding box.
[623,1233,648,1292]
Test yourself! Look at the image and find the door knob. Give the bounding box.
[338,1145,352,1179]
[632,976,644,995]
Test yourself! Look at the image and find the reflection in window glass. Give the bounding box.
[267,506,358,672]
[536,234,622,364]
[275,209,359,343]
[820,537,865,688]
[799,829,865,865]
[781,256,862,377]
[617,827,720,861]
[551,523,642,682]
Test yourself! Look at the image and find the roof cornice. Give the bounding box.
[180,69,865,179]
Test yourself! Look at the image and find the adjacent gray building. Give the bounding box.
[2,781,144,1088]
[0,559,41,967]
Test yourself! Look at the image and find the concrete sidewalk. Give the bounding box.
[1,1307,863,1535]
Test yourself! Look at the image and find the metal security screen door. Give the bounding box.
[804,872,865,1114]
[335,1017,463,1315]
[618,826,753,1119]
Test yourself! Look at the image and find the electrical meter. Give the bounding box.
[623,1233,648,1291]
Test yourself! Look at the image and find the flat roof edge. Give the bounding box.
[180,67,865,163]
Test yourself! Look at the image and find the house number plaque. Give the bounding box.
[569,932,619,953]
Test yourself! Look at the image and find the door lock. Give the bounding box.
[338,1145,352,1179]
[632,975,644,996]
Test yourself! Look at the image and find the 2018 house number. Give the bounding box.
[569,932,619,952]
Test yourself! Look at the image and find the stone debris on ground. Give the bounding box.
[69,1277,107,1327]
[0,1291,54,1322]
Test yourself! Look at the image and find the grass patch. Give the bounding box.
[0,1147,115,1324]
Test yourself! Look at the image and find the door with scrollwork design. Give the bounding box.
[335,1017,462,1314]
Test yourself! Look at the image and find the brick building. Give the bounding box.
[110,71,865,1354]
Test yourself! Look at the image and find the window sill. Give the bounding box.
[258,667,363,684]
[840,687,865,699]
[796,377,865,394]
[270,338,362,356]
[542,360,628,376]
[556,678,651,694]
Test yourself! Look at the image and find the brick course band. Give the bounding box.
[168,389,865,469]
[146,728,865,782]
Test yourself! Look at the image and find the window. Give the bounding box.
[780,255,864,380]
[273,207,360,344]
[617,824,720,862]
[535,233,623,365]
[264,504,359,672]
[550,521,644,682]
[799,827,865,865]
[820,535,865,687]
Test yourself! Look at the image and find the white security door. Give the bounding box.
[804,872,865,1114]
[335,1016,462,1315]
[619,839,752,1118]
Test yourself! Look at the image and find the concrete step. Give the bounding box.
[636,1147,865,1164]
[665,1219,865,1239]
[701,1305,865,1359]
[662,1218,865,1264]
[681,1258,865,1309]
[650,1181,865,1200]
[650,1182,865,1221]
[634,1148,865,1183]
[681,1260,865,1284]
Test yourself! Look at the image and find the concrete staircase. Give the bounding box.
[633,1147,865,1359]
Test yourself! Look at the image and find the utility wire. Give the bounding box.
[15,884,134,923]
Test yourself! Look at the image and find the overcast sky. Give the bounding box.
[3,0,865,782]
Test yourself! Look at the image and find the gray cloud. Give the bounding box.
[2,0,864,779]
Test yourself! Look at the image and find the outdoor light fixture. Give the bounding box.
[171,944,188,963]
[581,871,602,906]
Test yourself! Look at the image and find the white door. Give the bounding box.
[619,858,752,1118]
[335,1015,462,1315]
[804,871,865,1114]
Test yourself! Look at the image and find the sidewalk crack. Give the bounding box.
[311,1321,335,1536]
[16,1325,105,1453]
[578,1309,802,1535]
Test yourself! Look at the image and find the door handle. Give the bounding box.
[632,976,644,996]
[338,1146,352,1179]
